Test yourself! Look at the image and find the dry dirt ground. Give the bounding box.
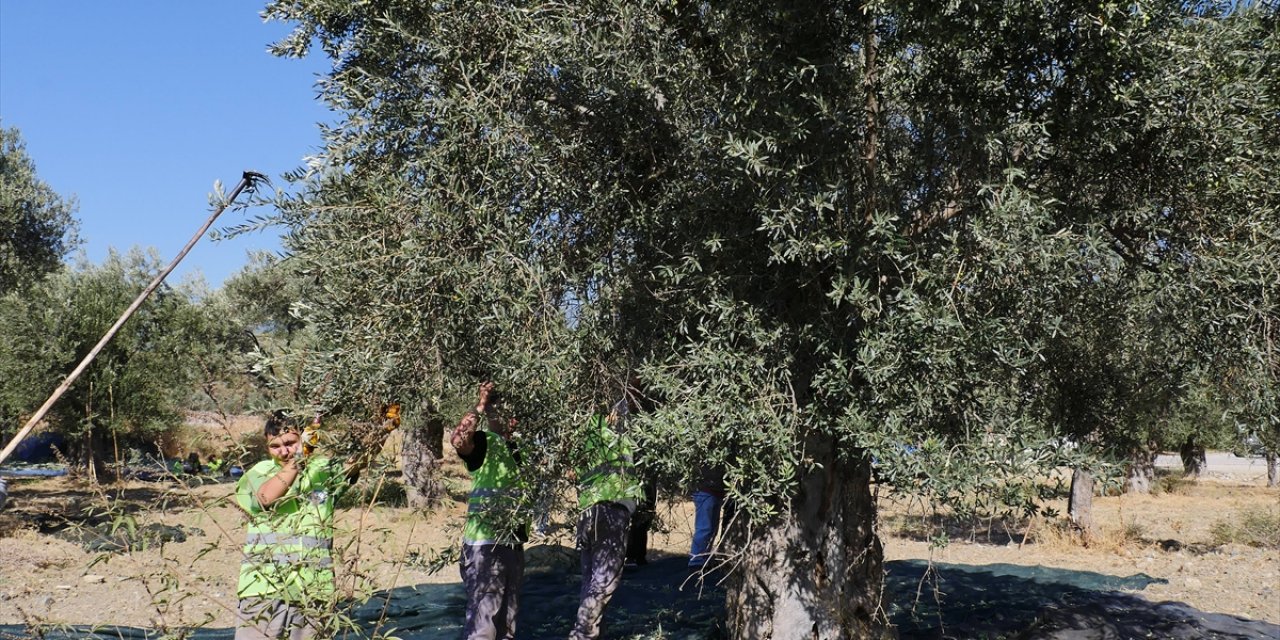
[0,453,1276,639]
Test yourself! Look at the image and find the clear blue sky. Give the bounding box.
[0,1,331,288]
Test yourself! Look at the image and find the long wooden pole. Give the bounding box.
[0,172,264,465]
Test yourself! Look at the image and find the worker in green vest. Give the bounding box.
[234,409,392,639]
[570,398,646,640]
[451,381,528,640]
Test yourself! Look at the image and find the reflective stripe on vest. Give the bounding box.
[235,457,339,602]
[245,533,334,549]
[577,415,643,509]
[267,553,334,568]
[463,431,525,545]
[467,487,522,513]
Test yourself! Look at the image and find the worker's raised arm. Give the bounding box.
[451,410,481,456]
[452,381,495,457]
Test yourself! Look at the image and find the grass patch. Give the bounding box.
[1023,518,1082,550]
[1151,472,1194,496]
[1091,519,1148,553]
[338,476,408,509]
[1210,508,1280,549]
[879,510,1033,547]
[1025,516,1150,552]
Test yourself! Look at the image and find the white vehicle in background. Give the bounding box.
[1241,434,1265,457]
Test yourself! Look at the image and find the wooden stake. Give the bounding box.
[0,172,265,465]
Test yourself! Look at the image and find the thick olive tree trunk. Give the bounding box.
[1068,467,1095,533]
[1179,436,1206,477]
[724,440,887,639]
[1124,448,1157,494]
[71,427,112,483]
[401,404,446,508]
[1266,452,1278,488]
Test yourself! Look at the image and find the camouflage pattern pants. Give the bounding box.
[460,542,525,640]
[571,501,632,640]
[234,597,321,640]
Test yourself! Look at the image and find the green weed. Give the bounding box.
[1210,508,1280,549]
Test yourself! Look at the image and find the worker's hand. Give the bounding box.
[475,381,496,413]
[458,410,480,435]
[292,443,308,469]
[295,417,320,467]
[498,415,519,440]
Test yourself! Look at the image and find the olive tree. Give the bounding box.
[1195,4,1280,487]
[256,0,1276,636]
[1104,3,1280,491]
[0,125,79,296]
[0,250,226,479]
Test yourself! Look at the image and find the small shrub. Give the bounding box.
[1152,473,1192,496]
[1118,520,1147,546]
[1026,518,1100,550]
[338,476,408,509]
[1080,519,1147,553]
[1033,517,1147,552]
[1210,508,1280,549]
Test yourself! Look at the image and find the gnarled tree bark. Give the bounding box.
[1068,467,1095,534]
[401,402,446,508]
[1179,436,1206,477]
[724,438,887,640]
[1125,448,1158,494]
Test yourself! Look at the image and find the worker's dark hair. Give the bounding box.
[264,410,300,437]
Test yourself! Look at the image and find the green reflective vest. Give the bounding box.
[463,431,526,545]
[235,457,343,602]
[577,414,645,509]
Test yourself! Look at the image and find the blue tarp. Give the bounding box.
[7,432,66,463]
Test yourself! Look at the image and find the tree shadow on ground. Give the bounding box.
[880,512,1033,546]
[885,560,1280,639]
[885,559,1164,638]
[5,552,1277,639]
[350,547,727,639]
[1,475,197,535]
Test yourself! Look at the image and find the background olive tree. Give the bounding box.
[0,125,80,454]
[0,125,79,297]
[0,250,240,479]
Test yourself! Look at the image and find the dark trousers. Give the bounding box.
[625,480,657,564]
[234,598,320,640]
[571,502,632,640]
[460,543,524,640]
